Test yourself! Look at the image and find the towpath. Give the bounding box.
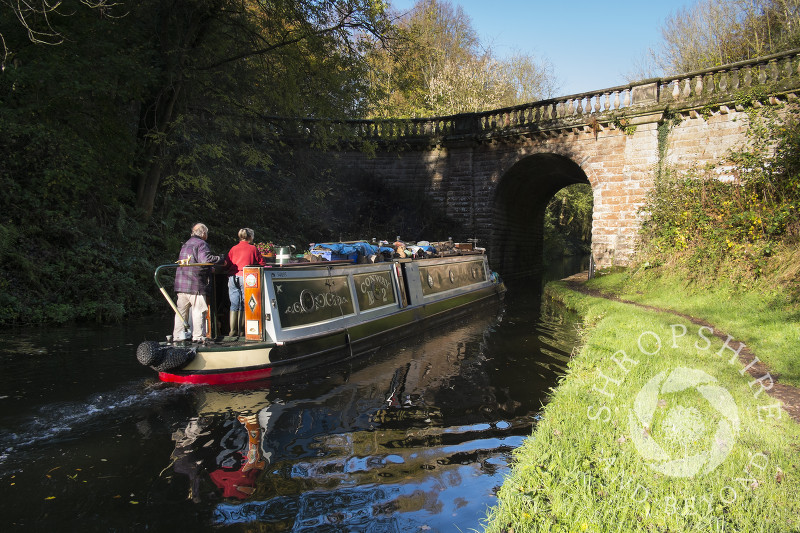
[561,272,800,423]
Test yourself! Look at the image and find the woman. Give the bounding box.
[225,228,267,337]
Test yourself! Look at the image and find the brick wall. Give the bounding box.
[331,107,754,275]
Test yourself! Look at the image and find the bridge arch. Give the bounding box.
[491,153,590,276]
[320,50,800,273]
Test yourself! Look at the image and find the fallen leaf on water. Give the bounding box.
[130,501,139,505]
[45,496,56,500]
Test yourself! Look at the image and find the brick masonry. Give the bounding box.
[300,51,800,275]
[333,108,752,275]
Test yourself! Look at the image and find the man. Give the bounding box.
[173,223,224,344]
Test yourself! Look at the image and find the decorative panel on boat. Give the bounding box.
[274,276,355,328]
[419,259,486,296]
[353,271,397,311]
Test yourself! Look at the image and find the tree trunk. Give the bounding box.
[134,82,182,219]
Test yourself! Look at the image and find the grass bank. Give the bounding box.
[586,269,800,388]
[484,280,800,533]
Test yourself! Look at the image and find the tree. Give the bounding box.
[649,0,800,75]
[130,0,393,219]
[0,0,396,323]
[364,0,557,118]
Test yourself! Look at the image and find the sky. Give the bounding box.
[389,0,695,96]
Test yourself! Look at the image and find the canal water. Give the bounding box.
[0,257,587,531]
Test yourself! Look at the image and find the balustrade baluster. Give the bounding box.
[604,92,611,110]
[783,56,793,79]
[613,91,620,110]
[730,67,740,90]
[583,97,591,115]
[758,62,768,84]
[694,75,703,96]
[718,70,728,93]
[768,59,779,82]
[623,89,630,107]
[743,65,753,87]
[682,78,691,98]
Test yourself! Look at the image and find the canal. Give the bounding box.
[0,257,587,531]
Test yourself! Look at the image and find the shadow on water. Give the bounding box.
[0,255,587,531]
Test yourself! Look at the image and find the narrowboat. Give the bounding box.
[136,241,505,385]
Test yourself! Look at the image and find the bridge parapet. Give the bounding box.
[268,49,800,145]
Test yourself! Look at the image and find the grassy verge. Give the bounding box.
[484,281,800,533]
[586,270,800,388]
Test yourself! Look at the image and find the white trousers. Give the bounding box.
[173,293,208,341]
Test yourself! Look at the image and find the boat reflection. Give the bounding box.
[162,298,571,530]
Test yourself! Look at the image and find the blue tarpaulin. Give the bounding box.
[311,242,380,257]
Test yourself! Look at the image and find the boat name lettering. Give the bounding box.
[359,274,391,305]
[286,289,350,314]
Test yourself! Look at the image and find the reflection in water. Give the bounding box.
[0,257,586,531]
[159,280,580,531]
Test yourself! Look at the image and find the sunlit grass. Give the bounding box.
[484,282,800,533]
[587,270,800,388]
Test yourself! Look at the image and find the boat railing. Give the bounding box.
[153,263,216,332]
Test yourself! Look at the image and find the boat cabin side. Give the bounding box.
[240,255,495,343]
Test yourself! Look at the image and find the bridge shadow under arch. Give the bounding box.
[491,153,590,277]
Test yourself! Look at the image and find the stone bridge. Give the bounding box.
[275,49,800,275]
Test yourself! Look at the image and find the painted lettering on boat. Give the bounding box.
[354,271,396,310]
[275,276,355,328]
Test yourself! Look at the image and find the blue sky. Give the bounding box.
[389,0,695,96]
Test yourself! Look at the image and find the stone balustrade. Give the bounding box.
[265,48,800,144]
